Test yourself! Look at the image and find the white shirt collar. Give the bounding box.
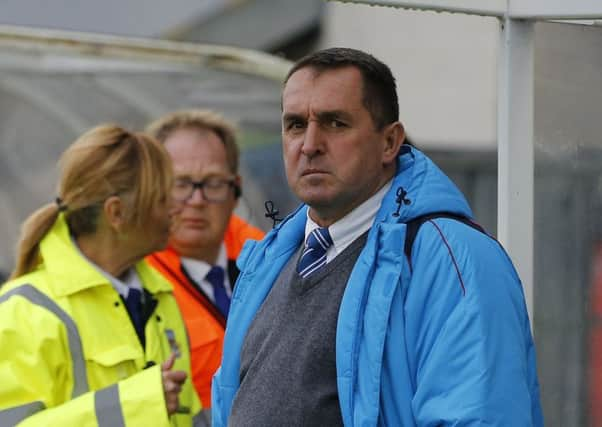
[180,243,232,301]
[104,268,143,299]
[304,179,393,261]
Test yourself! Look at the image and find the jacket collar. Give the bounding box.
[39,214,171,297]
[383,145,473,223]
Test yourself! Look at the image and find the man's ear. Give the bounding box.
[103,195,127,234]
[382,121,405,164]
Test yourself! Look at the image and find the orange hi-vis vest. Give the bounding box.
[147,214,264,407]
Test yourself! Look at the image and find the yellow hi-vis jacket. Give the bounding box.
[0,215,203,426]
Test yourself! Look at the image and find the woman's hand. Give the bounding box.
[161,353,188,415]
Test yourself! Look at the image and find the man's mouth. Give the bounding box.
[302,168,327,176]
[180,218,208,227]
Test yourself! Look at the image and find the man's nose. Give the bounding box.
[187,186,207,205]
[300,121,324,157]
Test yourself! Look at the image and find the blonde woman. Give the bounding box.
[0,125,204,426]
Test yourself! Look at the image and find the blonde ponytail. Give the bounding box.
[8,124,172,281]
[10,203,60,280]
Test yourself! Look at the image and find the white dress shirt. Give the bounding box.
[180,243,232,303]
[304,179,393,263]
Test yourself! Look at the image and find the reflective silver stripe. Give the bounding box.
[0,401,45,425]
[0,284,89,397]
[94,384,125,427]
[193,408,212,427]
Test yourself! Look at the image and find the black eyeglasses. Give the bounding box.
[172,177,237,203]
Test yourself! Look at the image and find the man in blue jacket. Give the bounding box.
[212,47,543,426]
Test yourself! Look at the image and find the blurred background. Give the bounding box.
[1,1,602,425]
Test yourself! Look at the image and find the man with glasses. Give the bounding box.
[146,110,264,414]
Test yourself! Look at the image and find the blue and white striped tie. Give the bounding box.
[297,227,333,278]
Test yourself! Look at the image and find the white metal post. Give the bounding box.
[497,17,535,321]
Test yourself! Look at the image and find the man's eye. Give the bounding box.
[286,120,305,130]
[174,179,190,188]
[329,120,346,128]
[205,178,230,188]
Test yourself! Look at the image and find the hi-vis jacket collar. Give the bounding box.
[39,214,172,297]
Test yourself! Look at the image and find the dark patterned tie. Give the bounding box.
[206,266,230,318]
[297,227,334,278]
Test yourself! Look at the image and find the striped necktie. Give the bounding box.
[297,227,333,278]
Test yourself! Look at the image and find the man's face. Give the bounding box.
[282,66,399,226]
[164,127,238,261]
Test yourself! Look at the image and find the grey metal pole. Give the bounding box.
[497,17,535,322]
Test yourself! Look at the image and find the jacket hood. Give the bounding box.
[376,145,473,224]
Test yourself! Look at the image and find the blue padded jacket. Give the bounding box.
[212,146,543,426]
